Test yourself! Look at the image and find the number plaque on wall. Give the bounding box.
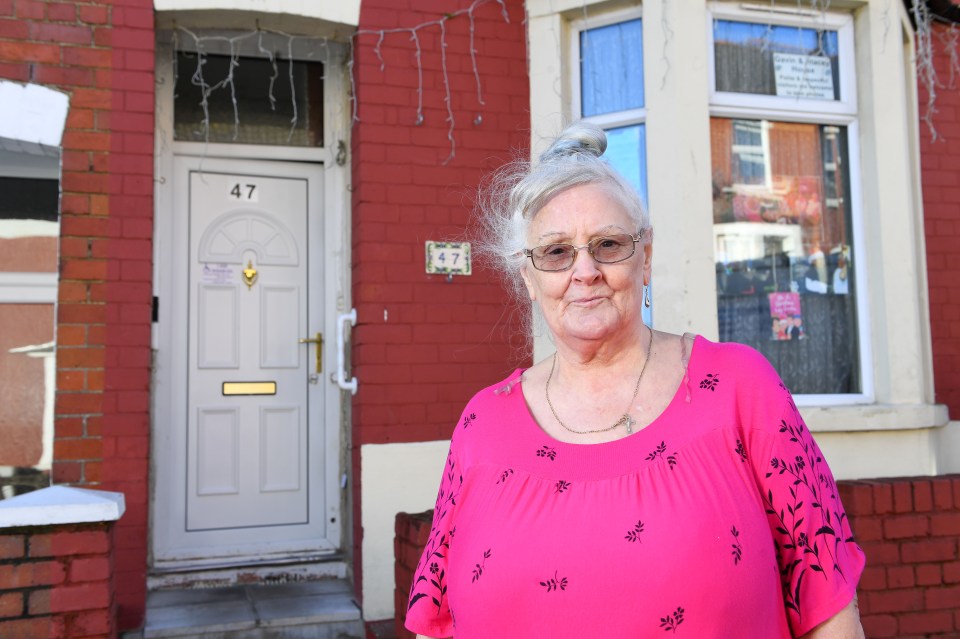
[425,241,471,276]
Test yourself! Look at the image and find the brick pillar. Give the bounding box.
[0,522,117,639]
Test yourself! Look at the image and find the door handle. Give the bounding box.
[336,309,358,395]
[298,333,323,374]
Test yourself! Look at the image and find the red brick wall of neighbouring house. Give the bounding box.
[0,522,117,639]
[393,510,431,639]
[922,22,960,420]
[840,477,960,638]
[395,477,960,639]
[0,0,155,630]
[351,0,530,605]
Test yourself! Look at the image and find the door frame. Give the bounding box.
[151,33,352,570]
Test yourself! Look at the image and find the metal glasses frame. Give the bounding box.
[523,230,645,272]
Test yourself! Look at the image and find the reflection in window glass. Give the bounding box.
[711,118,858,394]
[603,124,650,325]
[714,20,840,100]
[174,53,324,146]
[0,172,58,499]
[604,124,648,209]
[580,19,644,116]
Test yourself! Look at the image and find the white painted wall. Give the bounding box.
[360,440,449,622]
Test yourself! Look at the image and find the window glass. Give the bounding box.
[713,20,840,100]
[604,124,648,210]
[580,19,644,116]
[578,16,648,323]
[711,117,859,394]
[174,53,324,146]
[0,169,58,499]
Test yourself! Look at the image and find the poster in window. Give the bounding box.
[773,53,834,100]
[768,292,805,341]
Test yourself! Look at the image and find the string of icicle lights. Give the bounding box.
[172,0,510,163]
[172,0,958,152]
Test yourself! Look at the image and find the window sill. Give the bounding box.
[0,486,125,529]
[801,402,949,433]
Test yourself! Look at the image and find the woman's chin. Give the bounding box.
[557,316,624,344]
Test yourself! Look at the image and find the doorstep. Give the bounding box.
[136,579,362,639]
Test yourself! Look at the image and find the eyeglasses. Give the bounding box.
[523,231,644,272]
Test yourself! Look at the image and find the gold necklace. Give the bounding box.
[544,328,655,435]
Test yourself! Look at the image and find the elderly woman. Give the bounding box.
[405,123,865,638]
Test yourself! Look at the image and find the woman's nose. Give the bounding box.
[570,247,602,281]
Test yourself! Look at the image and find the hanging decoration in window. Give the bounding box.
[171,0,511,163]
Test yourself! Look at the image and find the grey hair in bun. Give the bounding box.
[475,121,651,341]
[538,121,607,162]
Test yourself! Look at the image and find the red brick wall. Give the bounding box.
[840,477,960,638]
[393,511,431,639]
[396,478,960,638]
[922,22,960,420]
[0,522,117,639]
[351,0,530,605]
[0,0,155,630]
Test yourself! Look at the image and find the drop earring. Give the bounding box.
[643,284,651,308]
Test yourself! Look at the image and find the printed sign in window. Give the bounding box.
[773,53,834,100]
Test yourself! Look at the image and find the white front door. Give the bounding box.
[155,156,338,566]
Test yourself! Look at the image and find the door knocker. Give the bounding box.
[242,260,258,290]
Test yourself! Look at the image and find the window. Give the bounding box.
[174,52,324,147]
[709,9,864,398]
[0,155,59,499]
[574,13,650,323]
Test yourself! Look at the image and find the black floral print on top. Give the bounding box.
[735,439,747,462]
[646,441,679,470]
[625,520,645,543]
[762,398,859,628]
[462,412,476,428]
[731,526,742,565]
[471,549,491,583]
[536,445,557,460]
[659,606,685,633]
[539,571,568,592]
[408,450,462,617]
[699,373,720,391]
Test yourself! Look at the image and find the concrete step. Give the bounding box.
[140,579,362,639]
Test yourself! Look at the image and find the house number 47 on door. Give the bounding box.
[228,181,259,202]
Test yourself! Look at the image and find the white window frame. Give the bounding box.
[707,5,873,406]
[708,6,857,117]
[570,7,647,130]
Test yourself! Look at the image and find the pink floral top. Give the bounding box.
[405,336,865,638]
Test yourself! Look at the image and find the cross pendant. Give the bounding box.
[624,414,634,434]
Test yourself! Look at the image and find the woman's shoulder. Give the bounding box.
[468,368,527,406]
[449,368,530,460]
[452,369,526,430]
[689,334,782,387]
[687,336,794,435]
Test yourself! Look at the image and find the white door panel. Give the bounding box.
[155,156,334,563]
